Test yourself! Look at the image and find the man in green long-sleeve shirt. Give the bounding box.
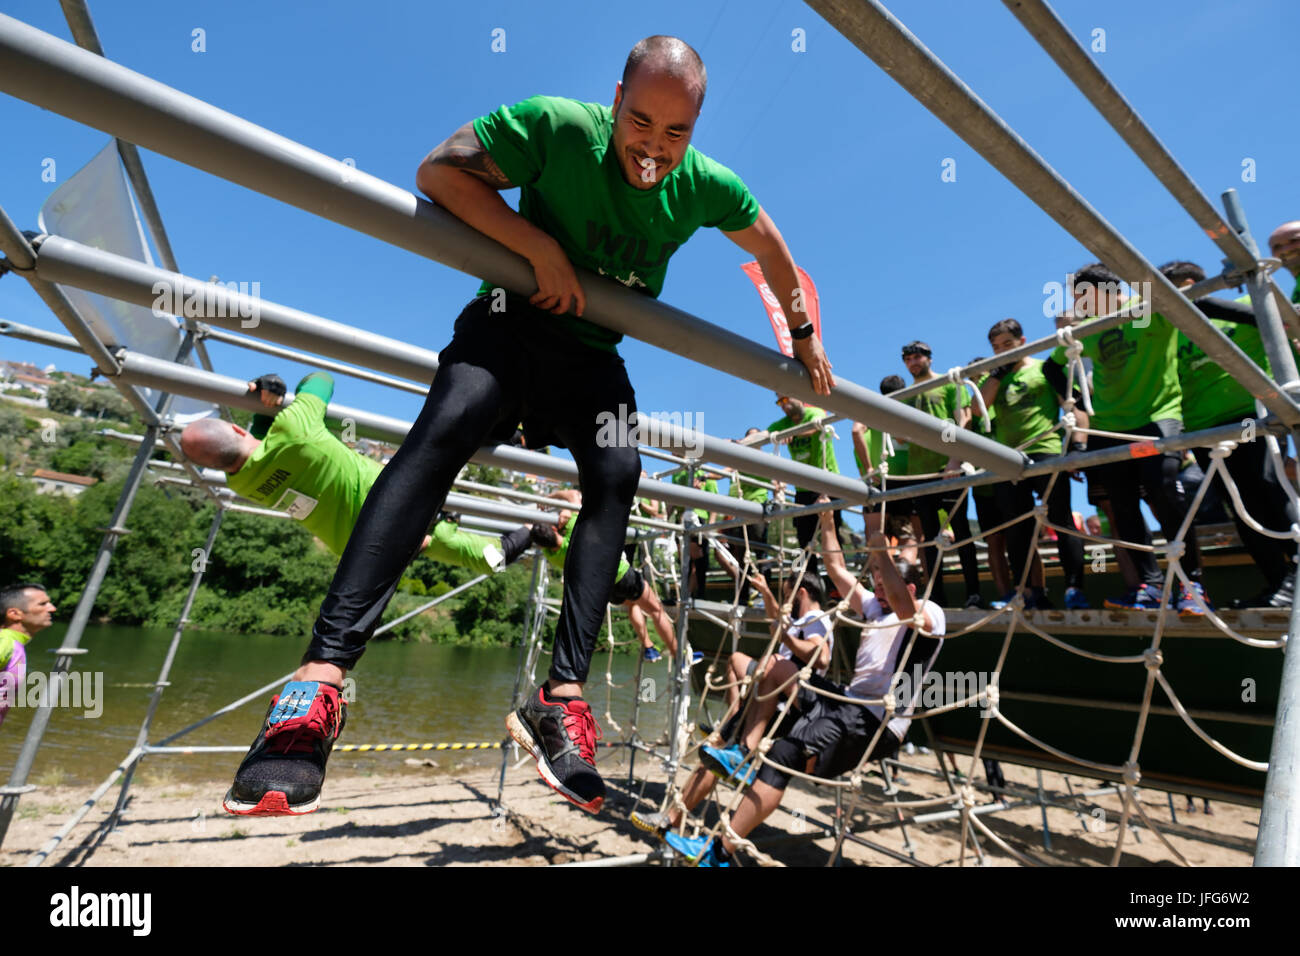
[180,373,536,574]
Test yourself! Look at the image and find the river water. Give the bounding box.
[0,624,674,788]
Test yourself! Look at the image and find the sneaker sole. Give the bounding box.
[505,710,604,815]
[221,787,320,817]
[629,814,669,840]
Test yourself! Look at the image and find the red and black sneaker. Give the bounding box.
[222,680,346,816]
[506,685,605,814]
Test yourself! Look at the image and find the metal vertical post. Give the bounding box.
[1221,190,1300,395]
[0,422,161,845]
[497,555,546,807]
[1256,536,1300,866]
[103,505,225,829]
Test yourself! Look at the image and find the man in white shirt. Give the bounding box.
[630,572,830,848]
[654,504,945,865]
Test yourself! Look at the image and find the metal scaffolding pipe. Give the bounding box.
[443,492,556,528]
[199,326,428,396]
[803,0,1300,428]
[32,234,441,385]
[647,414,871,502]
[0,14,1024,476]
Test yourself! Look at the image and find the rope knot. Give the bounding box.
[1055,325,1076,348]
[1164,540,1185,561]
[945,366,965,386]
[983,684,999,712]
[1032,503,1048,520]
[1209,441,1236,459]
[1065,339,1084,362]
[757,737,773,755]
[960,784,977,809]
[1122,761,1141,787]
[1142,647,1163,671]
[882,692,896,715]
[1061,411,1077,430]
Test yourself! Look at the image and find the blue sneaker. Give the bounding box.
[664,831,731,866]
[1064,587,1090,610]
[1176,581,1213,618]
[989,591,1016,610]
[644,647,662,663]
[1104,584,1162,610]
[701,744,758,786]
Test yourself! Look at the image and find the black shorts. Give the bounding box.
[755,674,900,788]
[1086,419,1182,499]
[609,566,645,605]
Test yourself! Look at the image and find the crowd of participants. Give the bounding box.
[717,223,1300,617]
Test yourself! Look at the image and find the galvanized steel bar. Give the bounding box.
[802,0,1300,427]
[0,14,1024,475]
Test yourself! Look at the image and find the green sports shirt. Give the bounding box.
[768,406,839,492]
[673,471,719,520]
[729,471,770,506]
[473,95,761,351]
[546,517,630,580]
[1050,309,1182,432]
[906,381,970,476]
[991,360,1062,456]
[229,374,382,557]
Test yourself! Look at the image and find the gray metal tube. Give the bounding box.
[106,506,225,828]
[1255,537,1300,865]
[443,492,556,528]
[0,423,161,847]
[1221,191,1300,392]
[803,0,1300,428]
[33,234,441,385]
[1002,0,1300,345]
[649,414,871,501]
[199,326,428,395]
[0,318,82,352]
[0,15,1024,476]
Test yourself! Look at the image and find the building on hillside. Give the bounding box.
[29,468,99,497]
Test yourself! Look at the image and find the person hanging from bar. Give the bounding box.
[222,35,835,818]
[632,502,943,866]
[181,373,540,576]
[530,488,697,666]
[1044,264,1210,614]
[1163,260,1299,608]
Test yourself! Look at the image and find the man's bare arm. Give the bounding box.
[415,122,586,316]
[723,209,833,396]
[817,502,859,600]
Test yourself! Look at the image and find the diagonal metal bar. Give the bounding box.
[802,0,1300,428]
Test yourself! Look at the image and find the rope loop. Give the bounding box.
[1122,761,1141,787]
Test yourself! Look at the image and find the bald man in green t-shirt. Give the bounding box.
[224,37,836,819]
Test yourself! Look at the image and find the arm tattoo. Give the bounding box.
[425,122,514,189]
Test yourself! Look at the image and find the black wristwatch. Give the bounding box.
[790,322,815,341]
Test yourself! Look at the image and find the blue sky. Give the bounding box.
[1,0,1296,521]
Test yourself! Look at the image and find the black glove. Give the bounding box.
[251,374,287,398]
[988,363,1016,381]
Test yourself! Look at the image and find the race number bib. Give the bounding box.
[276,489,319,520]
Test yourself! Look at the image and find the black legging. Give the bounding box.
[1193,425,1297,590]
[996,452,1085,590]
[914,491,981,605]
[306,296,641,685]
[1088,420,1202,587]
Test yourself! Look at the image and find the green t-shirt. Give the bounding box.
[906,381,970,476]
[472,95,761,351]
[424,520,501,576]
[0,628,31,669]
[991,360,1062,456]
[729,472,769,505]
[1177,319,1273,431]
[1292,279,1299,305]
[853,429,907,479]
[768,406,839,491]
[546,516,630,580]
[1050,309,1181,432]
[672,471,718,520]
[228,375,382,557]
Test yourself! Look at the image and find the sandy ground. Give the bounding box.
[0,751,1258,867]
